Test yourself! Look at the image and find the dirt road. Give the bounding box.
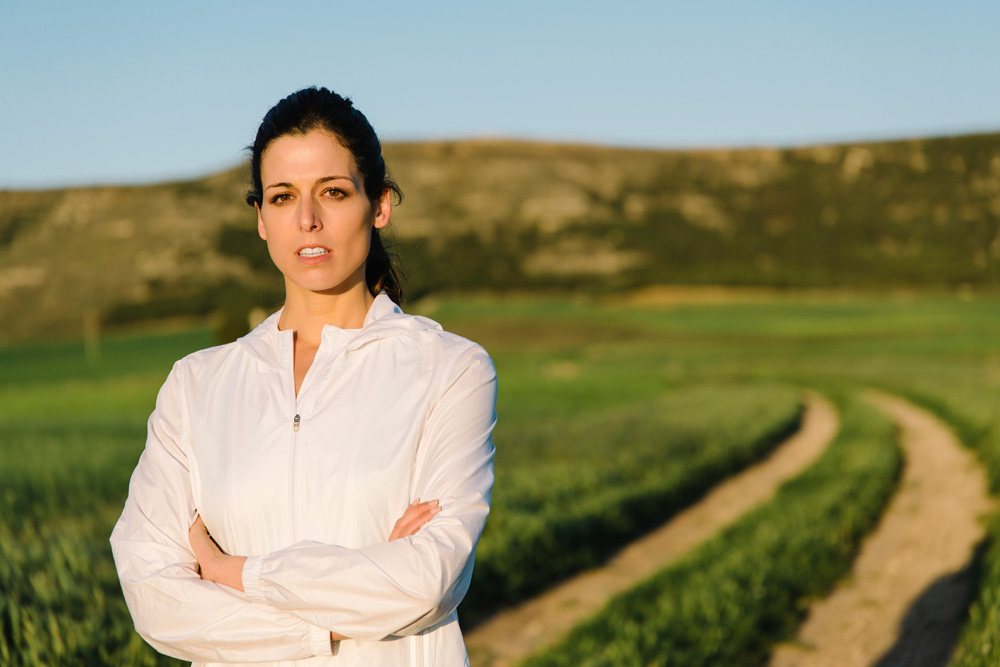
[769,392,995,667]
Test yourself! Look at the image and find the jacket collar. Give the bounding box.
[236,293,441,371]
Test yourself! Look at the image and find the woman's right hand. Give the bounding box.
[389,499,441,541]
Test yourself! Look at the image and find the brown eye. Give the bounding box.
[269,193,291,205]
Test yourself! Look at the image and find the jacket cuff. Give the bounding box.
[242,555,266,604]
[309,625,338,657]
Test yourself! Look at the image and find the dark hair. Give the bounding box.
[245,87,404,304]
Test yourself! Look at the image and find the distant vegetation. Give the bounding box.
[2,133,1000,343]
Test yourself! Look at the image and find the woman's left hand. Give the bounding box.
[389,499,441,541]
[189,514,247,592]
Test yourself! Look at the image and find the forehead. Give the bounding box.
[260,129,359,181]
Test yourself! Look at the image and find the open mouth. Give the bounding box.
[298,247,329,257]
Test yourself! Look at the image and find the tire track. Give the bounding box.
[769,391,995,667]
[465,392,839,667]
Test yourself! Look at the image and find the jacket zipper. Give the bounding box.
[289,408,300,541]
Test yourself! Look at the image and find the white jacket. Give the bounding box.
[110,294,497,666]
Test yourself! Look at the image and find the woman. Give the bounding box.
[110,87,497,666]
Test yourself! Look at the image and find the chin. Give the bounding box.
[288,277,359,295]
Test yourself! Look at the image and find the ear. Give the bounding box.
[373,188,391,230]
[256,203,267,240]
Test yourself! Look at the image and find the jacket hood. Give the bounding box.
[236,293,443,372]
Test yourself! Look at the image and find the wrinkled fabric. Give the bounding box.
[110,294,496,666]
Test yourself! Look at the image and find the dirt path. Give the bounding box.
[769,392,995,667]
[465,393,839,667]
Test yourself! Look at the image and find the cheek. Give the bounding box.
[258,219,292,266]
[331,210,373,251]
[259,209,295,245]
[265,238,282,266]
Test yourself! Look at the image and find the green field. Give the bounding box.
[4,292,1000,665]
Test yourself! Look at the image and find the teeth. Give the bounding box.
[299,248,328,257]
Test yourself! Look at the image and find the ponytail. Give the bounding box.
[367,226,404,305]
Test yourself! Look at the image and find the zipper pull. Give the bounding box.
[293,414,301,432]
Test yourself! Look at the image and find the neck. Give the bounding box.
[277,282,375,347]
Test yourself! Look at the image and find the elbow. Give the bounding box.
[389,593,464,639]
[128,606,204,663]
[399,503,490,633]
[132,621,183,660]
[389,546,477,638]
[420,574,470,627]
[116,582,185,660]
[111,555,207,661]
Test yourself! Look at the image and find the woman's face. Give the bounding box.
[256,129,390,300]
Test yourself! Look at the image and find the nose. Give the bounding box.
[298,197,322,232]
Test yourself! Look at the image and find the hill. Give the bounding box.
[2,133,1000,343]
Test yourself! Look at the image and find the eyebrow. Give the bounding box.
[264,176,353,191]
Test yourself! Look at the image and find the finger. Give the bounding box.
[390,500,441,540]
[399,506,442,535]
[409,498,436,508]
[390,520,415,541]
[415,505,442,523]
[399,505,438,530]
[404,499,438,516]
[414,502,441,517]
[396,503,433,529]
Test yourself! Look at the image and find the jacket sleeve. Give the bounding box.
[109,360,337,663]
[241,344,497,640]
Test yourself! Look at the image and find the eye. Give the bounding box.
[268,193,292,205]
[324,187,347,199]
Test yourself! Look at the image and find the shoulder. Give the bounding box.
[366,296,492,369]
[416,327,496,399]
[147,342,241,425]
[369,304,496,394]
[173,339,245,378]
[157,339,258,405]
[397,311,494,378]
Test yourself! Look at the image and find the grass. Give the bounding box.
[465,383,801,622]
[0,331,209,666]
[0,420,180,665]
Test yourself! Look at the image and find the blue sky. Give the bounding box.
[2,1,998,189]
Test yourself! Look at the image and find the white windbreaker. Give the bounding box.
[110,294,497,666]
